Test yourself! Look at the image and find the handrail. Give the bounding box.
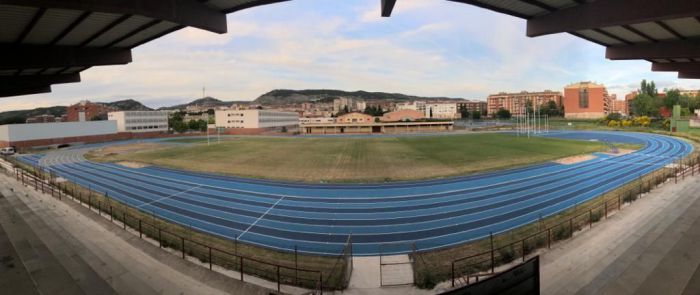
[450,153,700,288]
[8,165,328,294]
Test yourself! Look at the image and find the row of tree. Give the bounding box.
[631,79,700,117]
[458,105,483,120]
[169,111,208,133]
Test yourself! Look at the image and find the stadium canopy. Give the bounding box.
[448,0,700,80]
[2,0,699,97]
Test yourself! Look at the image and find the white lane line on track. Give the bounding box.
[238,196,286,240]
[136,184,203,209]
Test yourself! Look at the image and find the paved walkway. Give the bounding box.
[541,174,700,295]
[0,172,276,295]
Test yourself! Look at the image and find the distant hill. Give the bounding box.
[0,99,152,125]
[0,106,67,125]
[103,99,152,111]
[159,96,249,110]
[253,89,465,105]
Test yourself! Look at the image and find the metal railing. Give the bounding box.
[8,165,328,294]
[449,154,700,288]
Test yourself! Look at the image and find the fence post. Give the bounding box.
[589,210,592,229]
[547,228,551,249]
[88,194,92,210]
[277,265,281,293]
[604,201,608,219]
[295,245,299,285]
[569,219,573,238]
[139,220,142,238]
[209,247,212,270]
[158,229,162,248]
[320,272,323,295]
[123,212,126,230]
[618,194,621,210]
[110,206,113,222]
[240,257,244,281]
[489,232,494,274]
[521,239,525,262]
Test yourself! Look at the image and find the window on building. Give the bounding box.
[579,89,589,109]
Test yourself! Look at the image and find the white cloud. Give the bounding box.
[3,0,699,112]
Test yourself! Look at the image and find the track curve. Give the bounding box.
[18,131,693,255]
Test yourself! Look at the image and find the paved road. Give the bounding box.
[17,131,693,255]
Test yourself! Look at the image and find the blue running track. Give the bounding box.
[17,131,692,256]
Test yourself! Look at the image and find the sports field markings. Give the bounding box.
[136,184,203,209]
[238,196,286,240]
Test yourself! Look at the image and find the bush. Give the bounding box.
[608,120,620,127]
[498,246,515,264]
[621,119,633,127]
[417,271,437,289]
[590,210,602,223]
[633,116,651,127]
[553,225,569,241]
[606,112,623,121]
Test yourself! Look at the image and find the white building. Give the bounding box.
[108,111,169,133]
[215,110,299,129]
[300,117,336,125]
[0,121,118,148]
[397,101,426,112]
[425,103,458,119]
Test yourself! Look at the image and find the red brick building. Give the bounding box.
[456,100,488,114]
[563,82,611,119]
[66,100,112,122]
[487,91,562,117]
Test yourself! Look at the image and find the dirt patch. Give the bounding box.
[116,161,150,169]
[602,148,636,156]
[88,143,166,160]
[553,154,597,165]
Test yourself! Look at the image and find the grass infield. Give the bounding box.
[87,133,615,183]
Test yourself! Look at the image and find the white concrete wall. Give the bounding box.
[108,111,168,133]
[1,121,118,142]
[0,125,9,142]
[216,110,298,129]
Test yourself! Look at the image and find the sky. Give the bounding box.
[3,0,700,112]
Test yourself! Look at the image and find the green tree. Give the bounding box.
[632,93,657,116]
[525,100,534,114]
[639,79,658,97]
[172,120,188,133]
[663,89,681,109]
[606,112,622,121]
[197,119,208,132]
[472,110,481,120]
[459,105,469,119]
[496,108,511,119]
[187,119,200,131]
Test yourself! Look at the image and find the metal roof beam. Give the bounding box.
[678,71,700,79]
[448,0,530,19]
[652,62,700,72]
[0,44,132,69]
[0,0,227,33]
[0,73,81,87]
[223,0,290,14]
[606,39,700,60]
[527,0,700,37]
[381,0,397,17]
[0,85,51,97]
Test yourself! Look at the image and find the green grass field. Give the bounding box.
[88,133,615,183]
